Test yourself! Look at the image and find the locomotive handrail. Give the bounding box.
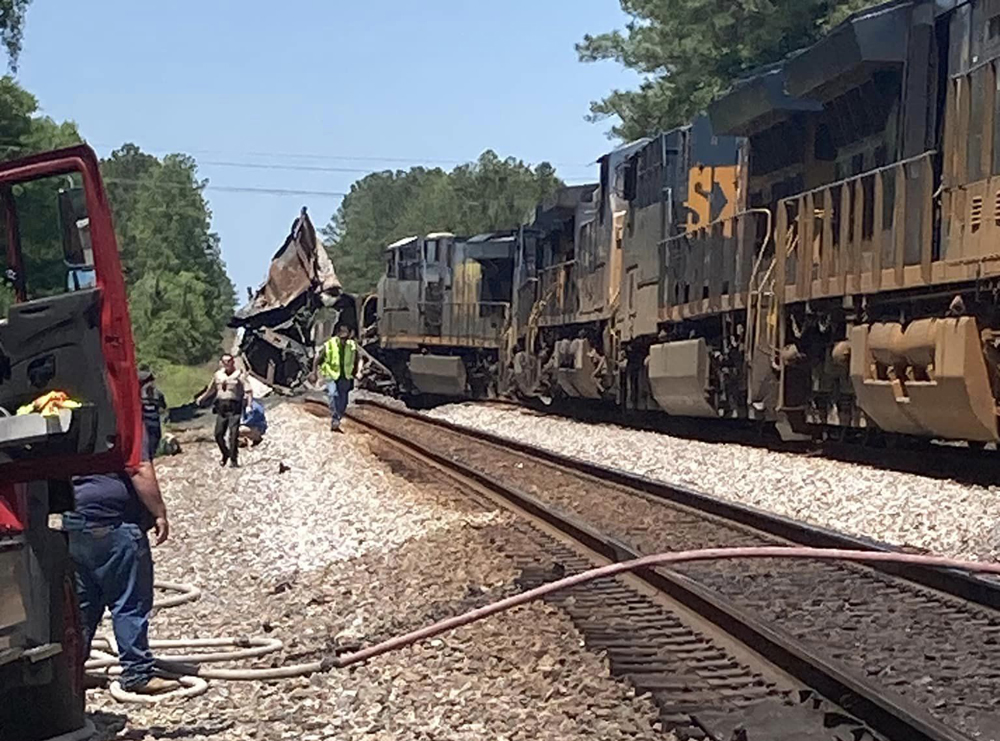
[658,208,773,246]
[538,259,577,272]
[777,150,937,206]
[775,150,937,301]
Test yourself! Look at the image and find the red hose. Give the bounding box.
[333,546,1000,668]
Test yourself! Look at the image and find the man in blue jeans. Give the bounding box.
[314,324,359,432]
[66,447,176,694]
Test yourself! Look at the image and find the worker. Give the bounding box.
[139,366,166,459]
[239,398,268,447]
[197,353,252,468]
[65,446,177,695]
[314,323,358,432]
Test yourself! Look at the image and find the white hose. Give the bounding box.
[87,581,307,704]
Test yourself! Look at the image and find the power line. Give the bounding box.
[102,177,346,198]
[93,141,596,171]
[201,160,375,174]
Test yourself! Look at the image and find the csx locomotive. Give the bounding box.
[366,0,1000,445]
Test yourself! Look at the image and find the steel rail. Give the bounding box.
[349,396,1000,610]
[339,398,975,741]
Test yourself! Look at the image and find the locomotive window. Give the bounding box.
[385,251,396,278]
[398,244,420,281]
[425,239,438,263]
[990,15,1000,41]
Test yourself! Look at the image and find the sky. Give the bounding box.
[14,1,638,295]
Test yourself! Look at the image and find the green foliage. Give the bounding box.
[0,77,234,368]
[0,75,83,306]
[101,145,235,366]
[578,0,878,140]
[325,150,562,293]
[0,0,30,71]
[155,361,218,408]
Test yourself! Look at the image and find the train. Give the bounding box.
[362,0,1000,446]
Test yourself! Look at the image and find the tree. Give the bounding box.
[0,0,30,71]
[0,76,235,365]
[578,0,878,140]
[101,146,235,365]
[0,75,81,316]
[324,151,562,293]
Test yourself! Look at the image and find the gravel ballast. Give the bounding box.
[423,402,1000,561]
[86,403,665,740]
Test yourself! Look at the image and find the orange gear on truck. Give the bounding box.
[16,390,83,417]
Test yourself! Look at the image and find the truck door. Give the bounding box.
[0,145,141,483]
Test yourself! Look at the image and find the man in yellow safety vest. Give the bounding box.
[314,324,359,432]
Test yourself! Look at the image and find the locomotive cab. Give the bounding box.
[375,231,515,400]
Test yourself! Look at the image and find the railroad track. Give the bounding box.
[335,401,887,741]
[316,395,1000,741]
[475,394,1000,488]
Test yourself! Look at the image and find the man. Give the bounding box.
[139,366,166,460]
[66,450,176,695]
[197,354,251,467]
[314,324,358,432]
[239,398,268,447]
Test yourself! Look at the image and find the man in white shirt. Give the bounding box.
[197,354,252,467]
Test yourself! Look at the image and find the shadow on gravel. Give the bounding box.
[89,710,234,740]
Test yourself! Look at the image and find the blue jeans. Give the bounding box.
[67,520,155,689]
[144,424,161,460]
[327,378,352,427]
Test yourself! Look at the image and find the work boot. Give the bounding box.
[82,674,107,690]
[220,455,228,467]
[229,459,239,468]
[125,677,182,695]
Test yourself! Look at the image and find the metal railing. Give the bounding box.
[776,151,936,301]
[536,260,579,318]
[659,209,772,317]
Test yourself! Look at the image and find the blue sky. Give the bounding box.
[14,1,637,295]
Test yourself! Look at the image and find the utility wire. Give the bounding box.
[200,160,376,174]
[92,142,596,171]
[103,177,346,198]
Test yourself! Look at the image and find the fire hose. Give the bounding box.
[89,547,1000,704]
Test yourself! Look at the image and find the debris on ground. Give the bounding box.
[229,209,352,394]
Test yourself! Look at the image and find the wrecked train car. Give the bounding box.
[231,208,353,392]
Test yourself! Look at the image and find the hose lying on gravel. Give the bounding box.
[90,548,1000,704]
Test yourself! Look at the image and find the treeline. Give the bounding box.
[0,77,234,366]
[324,150,562,293]
[579,0,879,140]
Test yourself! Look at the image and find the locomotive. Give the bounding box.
[366,0,1000,445]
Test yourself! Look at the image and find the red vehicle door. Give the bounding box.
[0,144,141,483]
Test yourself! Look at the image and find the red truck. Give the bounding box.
[0,146,142,741]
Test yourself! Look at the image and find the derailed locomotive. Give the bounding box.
[367,0,1000,445]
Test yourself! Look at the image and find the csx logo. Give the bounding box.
[686,165,738,232]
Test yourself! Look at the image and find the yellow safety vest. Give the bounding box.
[320,338,357,380]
